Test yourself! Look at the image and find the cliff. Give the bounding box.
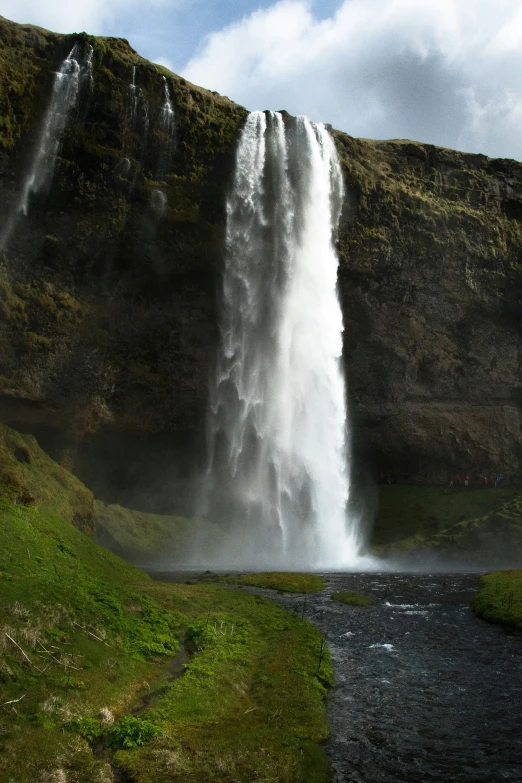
[1,16,521,515]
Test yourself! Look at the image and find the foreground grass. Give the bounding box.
[471,570,522,632]
[331,592,374,607]
[218,572,326,594]
[0,425,334,782]
[0,496,333,782]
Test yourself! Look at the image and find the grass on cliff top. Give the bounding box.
[0,426,333,782]
[218,572,326,594]
[471,570,522,632]
[372,485,519,547]
[331,592,375,607]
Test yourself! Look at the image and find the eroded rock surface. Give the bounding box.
[1,16,521,511]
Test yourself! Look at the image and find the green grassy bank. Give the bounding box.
[331,592,374,607]
[218,572,326,594]
[471,570,522,632]
[0,424,333,783]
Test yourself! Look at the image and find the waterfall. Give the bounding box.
[125,65,149,163]
[204,110,362,569]
[127,66,138,130]
[156,76,175,178]
[161,76,175,137]
[82,45,94,94]
[140,97,150,158]
[18,43,82,215]
[0,43,90,251]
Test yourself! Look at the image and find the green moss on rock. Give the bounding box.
[331,591,374,606]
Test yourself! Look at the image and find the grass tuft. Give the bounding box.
[218,572,326,593]
[331,591,375,607]
[471,570,522,631]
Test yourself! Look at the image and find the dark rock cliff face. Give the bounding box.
[1,17,521,513]
[335,134,522,484]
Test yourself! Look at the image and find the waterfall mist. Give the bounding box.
[203,110,364,569]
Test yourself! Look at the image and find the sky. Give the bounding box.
[2,0,522,160]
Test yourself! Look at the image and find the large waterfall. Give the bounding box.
[204,110,362,569]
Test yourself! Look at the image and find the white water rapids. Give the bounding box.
[204,110,363,569]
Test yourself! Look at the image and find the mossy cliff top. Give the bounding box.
[0,15,246,167]
[0,15,522,513]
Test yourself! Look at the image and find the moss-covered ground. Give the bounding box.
[368,485,522,564]
[471,570,522,632]
[94,499,201,563]
[218,572,326,594]
[331,592,374,607]
[372,485,520,547]
[0,425,334,783]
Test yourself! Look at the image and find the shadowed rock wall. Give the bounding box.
[1,16,521,511]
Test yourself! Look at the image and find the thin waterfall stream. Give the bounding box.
[204,110,363,569]
[0,42,89,251]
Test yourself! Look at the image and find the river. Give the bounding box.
[250,572,522,782]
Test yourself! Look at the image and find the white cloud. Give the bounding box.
[0,0,182,35]
[183,0,522,160]
[0,0,122,33]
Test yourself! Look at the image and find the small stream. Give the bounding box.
[251,573,522,783]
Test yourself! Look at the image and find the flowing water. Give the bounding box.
[204,110,361,569]
[265,572,522,783]
[161,76,175,137]
[125,65,150,162]
[156,76,175,181]
[0,42,89,251]
[127,66,138,130]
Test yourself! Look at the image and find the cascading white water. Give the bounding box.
[127,66,138,130]
[18,44,82,216]
[204,110,363,569]
[0,43,88,251]
[125,65,149,161]
[156,76,175,180]
[82,46,94,93]
[161,76,175,137]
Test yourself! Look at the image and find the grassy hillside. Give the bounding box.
[0,423,93,534]
[217,573,326,594]
[0,424,333,783]
[372,485,520,545]
[371,485,522,565]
